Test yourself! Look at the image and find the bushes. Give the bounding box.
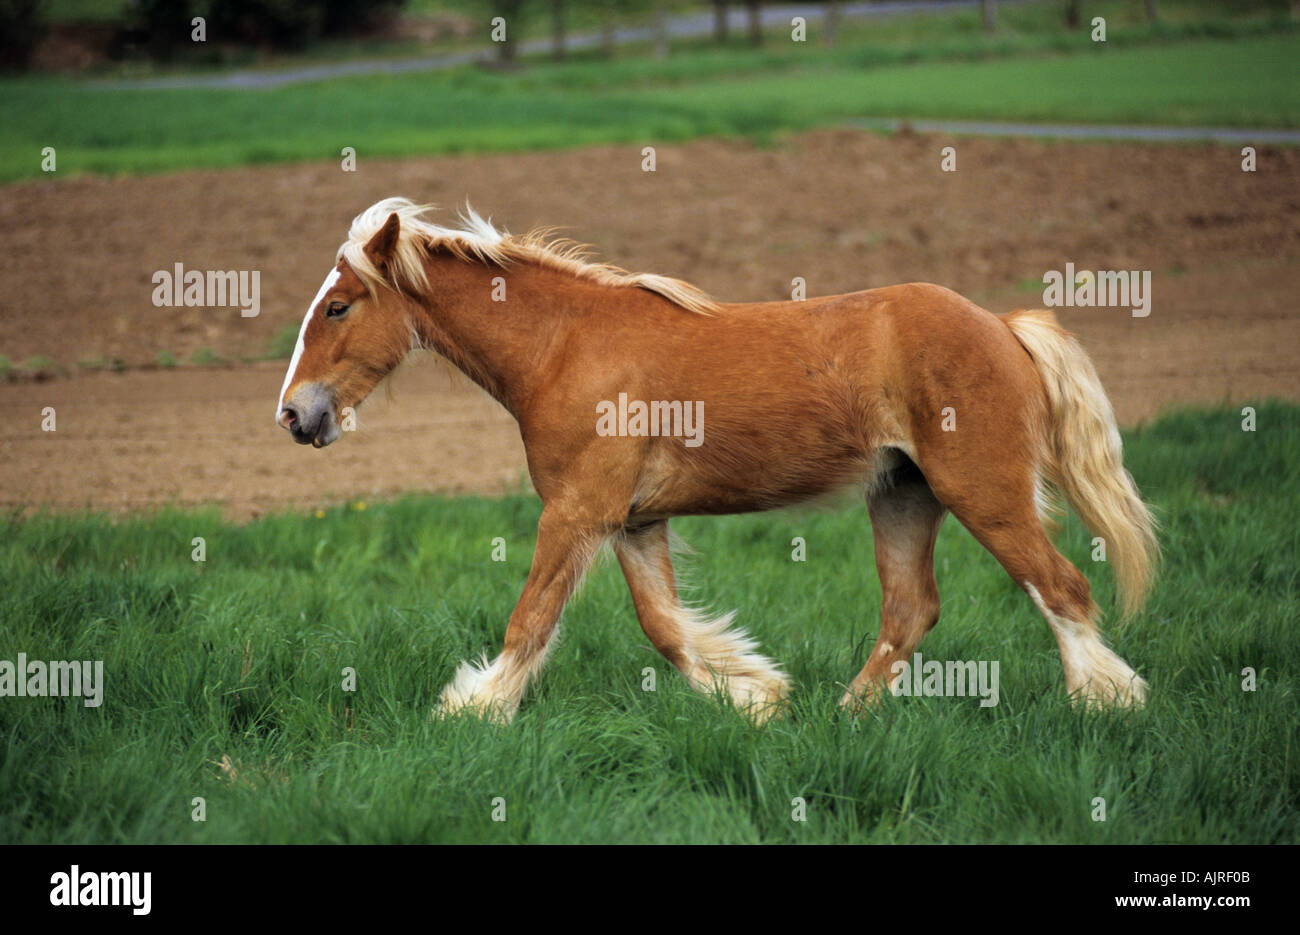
[0,0,46,71]
[121,0,407,60]
[208,0,325,49]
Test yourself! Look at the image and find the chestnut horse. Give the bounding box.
[276,197,1157,722]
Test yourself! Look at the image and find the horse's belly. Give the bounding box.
[633,441,901,519]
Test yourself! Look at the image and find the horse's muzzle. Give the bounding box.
[278,384,339,448]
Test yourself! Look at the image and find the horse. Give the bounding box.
[275,197,1158,722]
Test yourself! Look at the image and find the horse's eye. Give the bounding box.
[326,301,349,319]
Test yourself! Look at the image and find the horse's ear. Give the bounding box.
[363,212,401,271]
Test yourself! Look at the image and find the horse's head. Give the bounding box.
[275,212,413,448]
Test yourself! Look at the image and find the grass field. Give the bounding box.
[1,31,1296,182]
[1,402,1296,844]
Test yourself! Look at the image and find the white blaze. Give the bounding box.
[277,268,341,418]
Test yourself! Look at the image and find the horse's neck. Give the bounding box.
[410,256,578,416]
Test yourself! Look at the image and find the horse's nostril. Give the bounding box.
[278,407,298,430]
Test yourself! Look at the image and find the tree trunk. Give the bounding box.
[1065,0,1081,30]
[746,0,762,47]
[551,0,565,62]
[825,0,839,48]
[1145,0,1158,24]
[982,0,996,34]
[654,4,668,60]
[600,3,615,59]
[713,2,729,43]
[497,0,520,63]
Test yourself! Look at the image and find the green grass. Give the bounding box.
[263,323,301,360]
[188,347,223,365]
[0,30,1295,183]
[1,402,1296,843]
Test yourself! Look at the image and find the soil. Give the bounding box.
[1,129,1296,518]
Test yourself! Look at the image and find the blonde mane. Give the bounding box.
[338,197,718,315]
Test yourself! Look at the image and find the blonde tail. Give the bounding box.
[1002,309,1158,618]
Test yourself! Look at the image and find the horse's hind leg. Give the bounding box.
[614,520,790,721]
[922,458,1147,708]
[841,463,948,710]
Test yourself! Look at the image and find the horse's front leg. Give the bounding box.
[438,504,614,722]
